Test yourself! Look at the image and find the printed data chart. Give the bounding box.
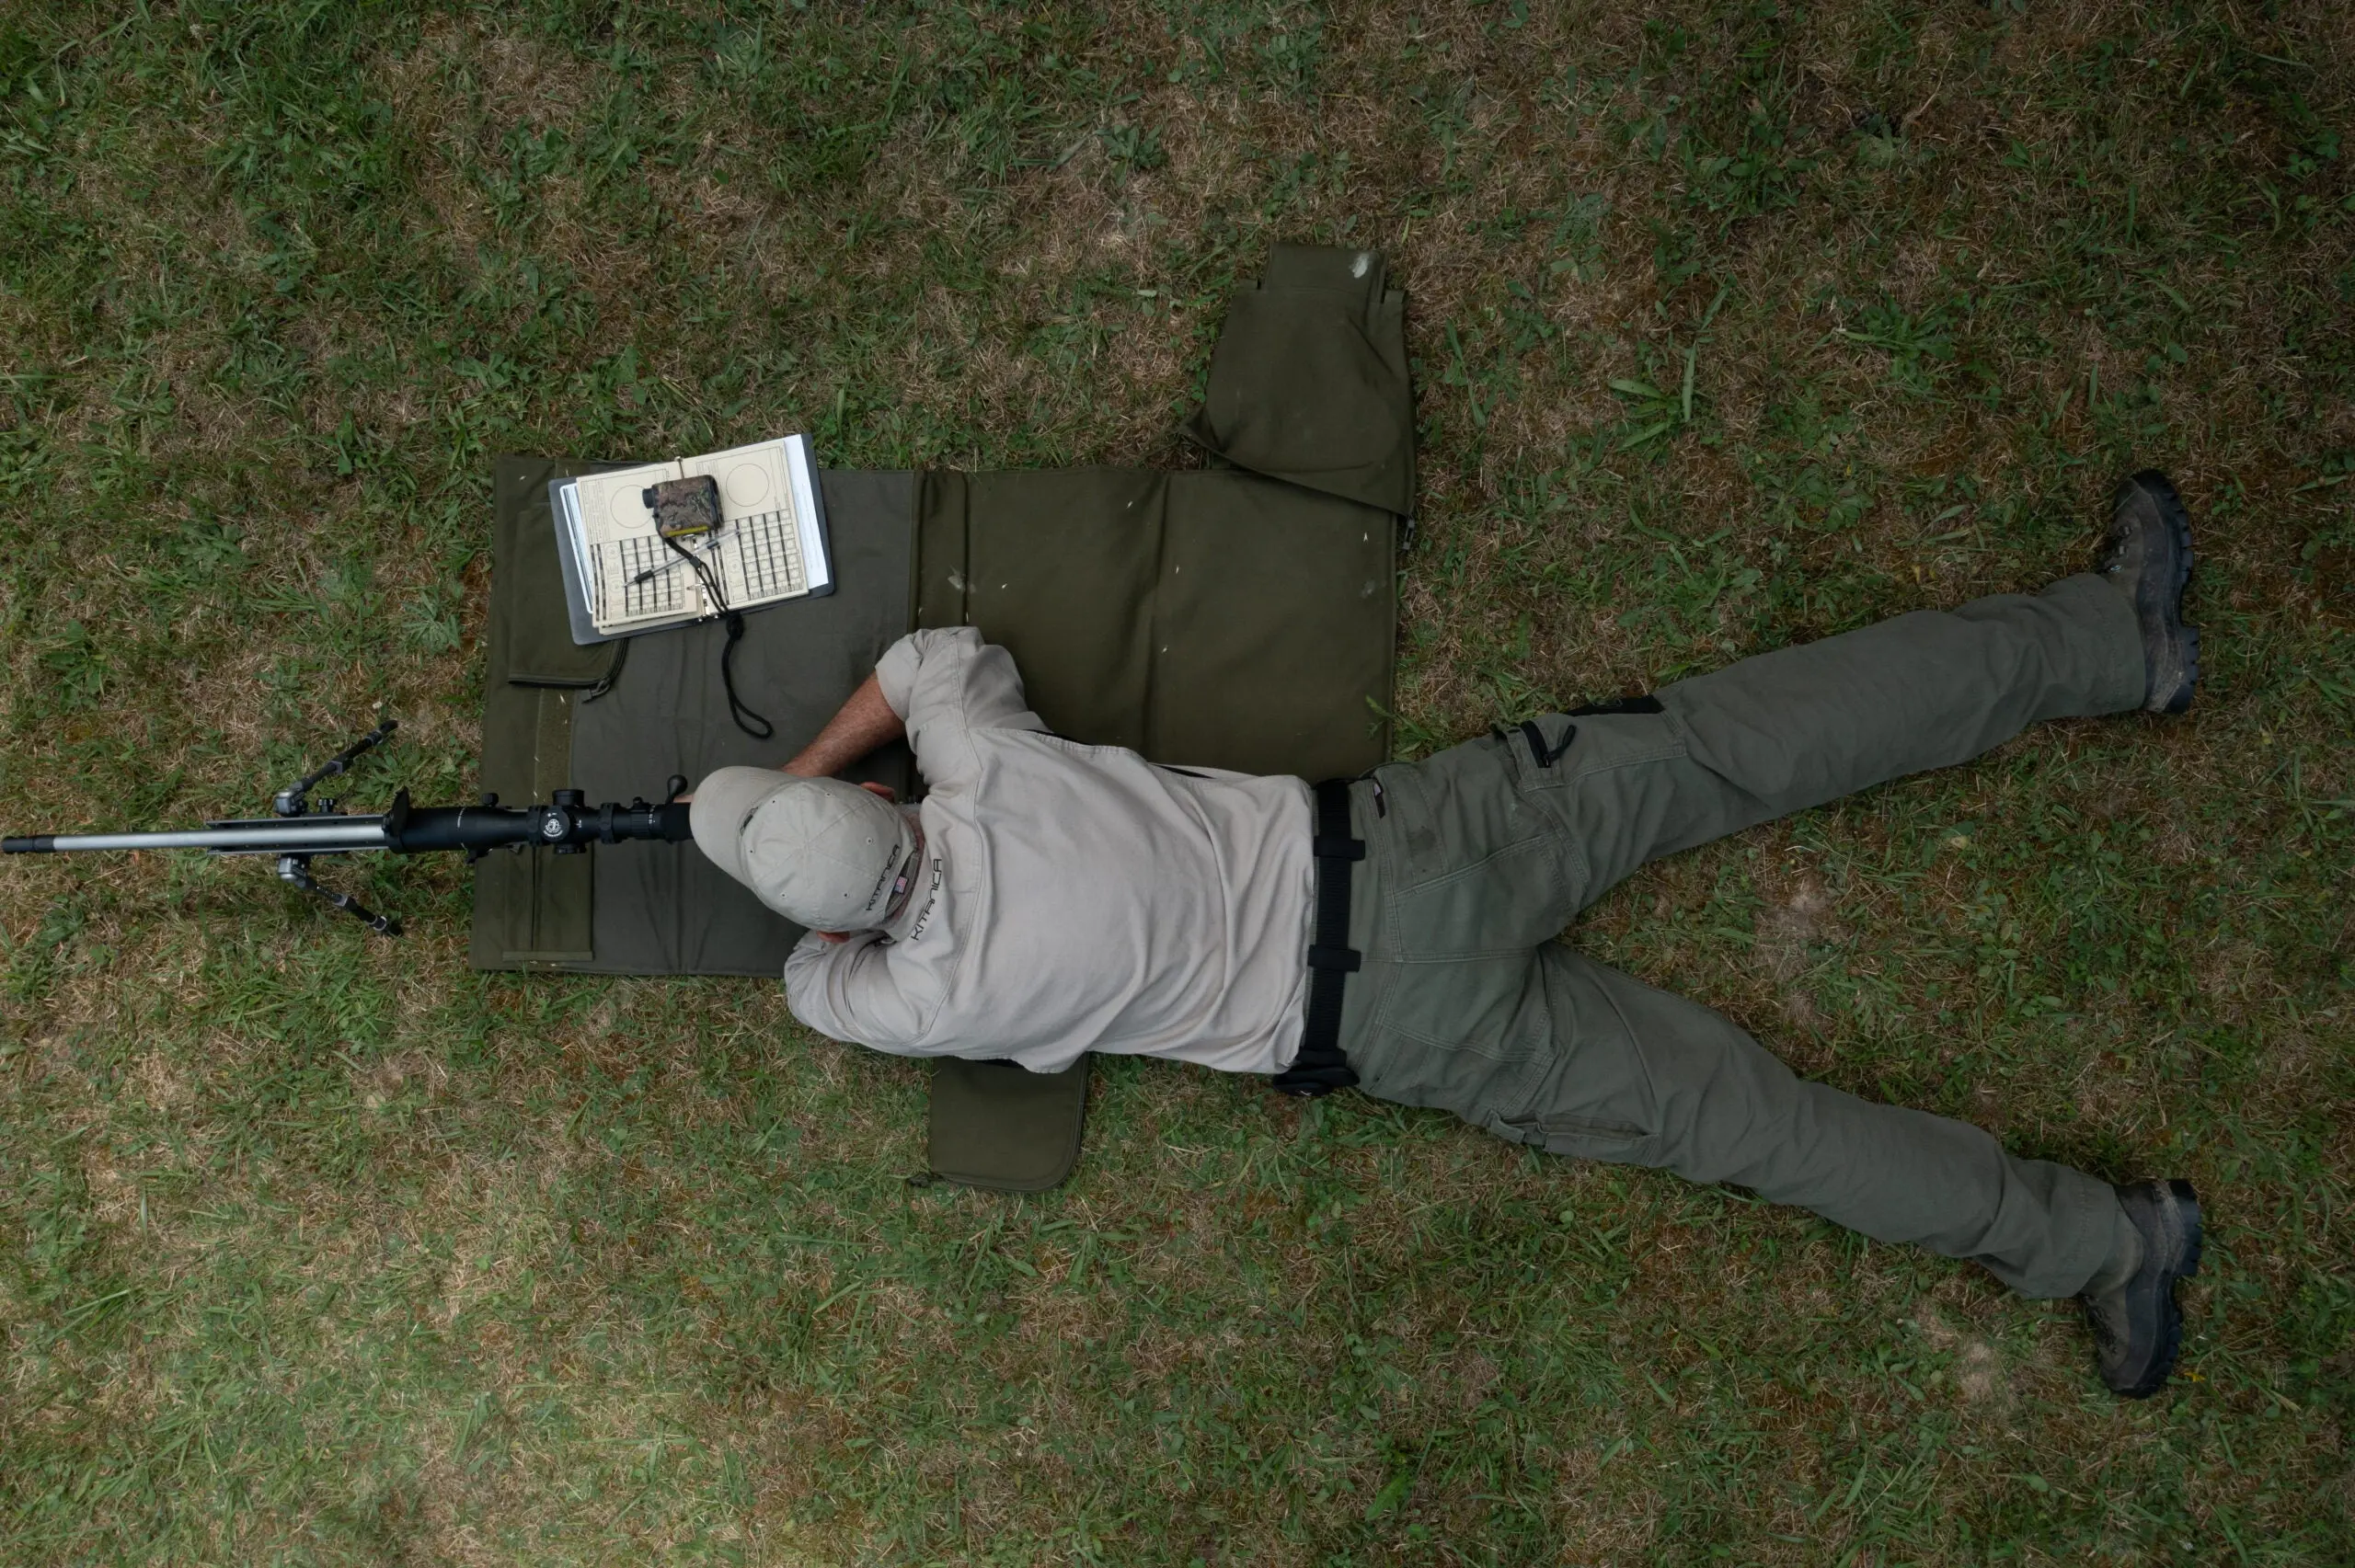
[716,507,809,606]
[585,508,808,628]
[588,534,698,626]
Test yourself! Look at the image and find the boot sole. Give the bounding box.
[2123,471,2200,714]
[2120,1178,2203,1400]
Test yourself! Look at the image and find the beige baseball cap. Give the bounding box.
[689,768,917,932]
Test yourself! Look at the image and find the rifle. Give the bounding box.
[1,717,693,936]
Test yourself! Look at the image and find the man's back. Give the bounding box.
[783,628,1315,1074]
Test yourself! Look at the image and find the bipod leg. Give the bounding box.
[277,855,402,937]
[275,715,397,818]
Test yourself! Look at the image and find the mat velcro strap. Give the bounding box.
[1273,779,1363,1099]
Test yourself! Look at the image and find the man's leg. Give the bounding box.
[1344,864,2131,1299]
[1503,946,2126,1298]
[1351,574,2141,946]
[1570,571,2145,902]
[1343,486,2201,1387]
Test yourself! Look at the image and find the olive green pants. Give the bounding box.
[1337,573,2147,1298]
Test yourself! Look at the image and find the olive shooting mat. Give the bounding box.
[467,243,1416,1188]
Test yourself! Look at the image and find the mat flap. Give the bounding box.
[928,1057,1091,1193]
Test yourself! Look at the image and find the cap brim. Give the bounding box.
[688,766,797,885]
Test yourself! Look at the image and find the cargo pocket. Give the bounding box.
[1563,710,1687,779]
[1485,1105,1653,1162]
[1345,952,1557,1121]
[1502,714,1580,789]
[1480,947,1663,1164]
[1377,734,1581,958]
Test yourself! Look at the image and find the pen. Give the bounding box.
[628,535,717,588]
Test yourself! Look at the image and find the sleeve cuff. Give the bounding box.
[872,633,924,720]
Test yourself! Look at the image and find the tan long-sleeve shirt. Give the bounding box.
[782,628,1314,1075]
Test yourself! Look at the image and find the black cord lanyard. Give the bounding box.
[661,532,775,741]
[718,610,773,740]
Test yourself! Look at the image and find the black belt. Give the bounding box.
[1272,778,1362,1098]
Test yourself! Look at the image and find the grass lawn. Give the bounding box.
[4,2,2352,1562]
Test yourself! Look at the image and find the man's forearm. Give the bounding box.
[784,670,906,778]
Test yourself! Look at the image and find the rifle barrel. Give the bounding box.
[6,818,392,854]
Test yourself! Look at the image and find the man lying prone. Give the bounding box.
[689,472,2207,1400]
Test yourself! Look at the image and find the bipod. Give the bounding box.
[268,715,403,936]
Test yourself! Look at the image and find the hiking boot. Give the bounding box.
[2081,1179,2202,1399]
[2097,472,2200,713]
